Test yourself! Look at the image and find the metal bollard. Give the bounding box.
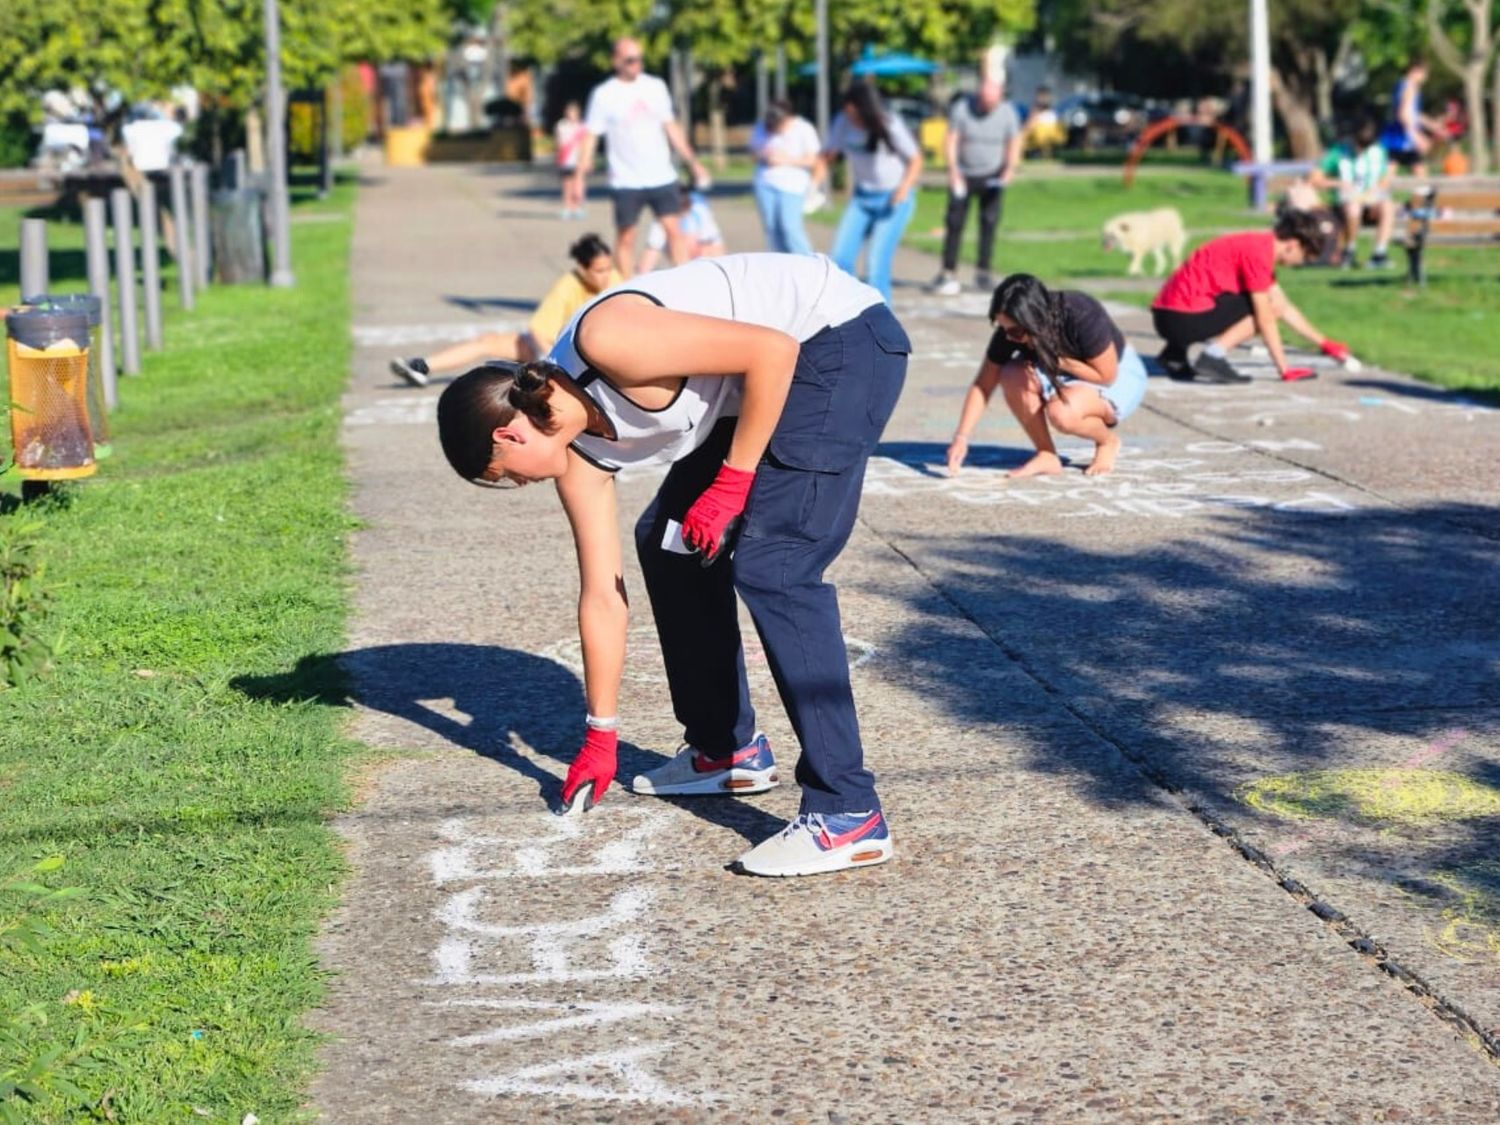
[110,188,141,376]
[190,161,212,289]
[168,164,195,310]
[20,218,48,298]
[82,197,117,407]
[139,178,163,350]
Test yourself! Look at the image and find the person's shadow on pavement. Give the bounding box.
[233,642,784,844]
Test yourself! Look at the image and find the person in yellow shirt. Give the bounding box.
[391,233,621,387]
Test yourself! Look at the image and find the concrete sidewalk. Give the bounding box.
[313,163,1500,1121]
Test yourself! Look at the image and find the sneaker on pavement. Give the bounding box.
[1157,345,1192,380]
[1192,353,1252,384]
[930,272,962,297]
[629,733,778,797]
[734,810,893,877]
[973,270,995,292]
[390,356,430,387]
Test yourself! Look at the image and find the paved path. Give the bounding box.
[313,163,1500,1121]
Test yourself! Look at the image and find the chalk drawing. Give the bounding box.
[347,396,438,426]
[423,803,712,1107]
[1241,767,1500,827]
[428,807,670,883]
[352,321,527,348]
[463,1045,715,1106]
[1427,860,1500,964]
[439,998,678,1047]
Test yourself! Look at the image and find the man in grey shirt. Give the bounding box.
[932,78,1023,296]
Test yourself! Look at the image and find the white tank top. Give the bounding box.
[548,254,881,472]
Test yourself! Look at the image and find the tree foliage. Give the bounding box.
[0,0,449,121]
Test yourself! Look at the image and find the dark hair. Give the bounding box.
[1272,209,1326,258]
[841,83,896,154]
[988,273,1069,374]
[1407,56,1428,73]
[1353,115,1379,149]
[764,98,792,132]
[569,233,611,267]
[436,360,564,484]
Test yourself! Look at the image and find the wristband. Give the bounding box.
[585,714,619,731]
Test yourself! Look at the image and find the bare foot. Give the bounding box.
[1084,432,1121,477]
[1007,450,1064,479]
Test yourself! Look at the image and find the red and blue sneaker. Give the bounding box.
[734,810,893,877]
[628,733,779,797]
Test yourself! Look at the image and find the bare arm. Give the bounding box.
[577,301,799,474]
[556,456,627,718]
[890,148,925,206]
[663,119,706,177]
[946,359,1003,475]
[1269,283,1326,349]
[1000,127,1024,185]
[1249,288,1290,373]
[1055,345,1119,386]
[944,124,961,188]
[574,131,598,179]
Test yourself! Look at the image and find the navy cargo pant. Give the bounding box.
[634,303,910,815]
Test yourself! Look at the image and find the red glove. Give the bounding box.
[682,463,755,559]
[560,727,617,807]
[1281,367,1318,382]
[1319,339,1350,363]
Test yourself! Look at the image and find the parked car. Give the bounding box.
[1056,93,1170,149]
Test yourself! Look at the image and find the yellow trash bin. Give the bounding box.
[20,293,109,459]
[5,305,96,481]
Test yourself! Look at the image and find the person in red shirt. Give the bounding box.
[1151,211,1351,383]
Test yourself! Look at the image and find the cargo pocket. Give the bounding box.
[865,310,911,427]
[743,434,864,543]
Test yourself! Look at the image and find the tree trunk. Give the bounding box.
[1463,65,1490,173]
[1492,51,1500,174]
[709,73,727,171]
[1270,69,1321,160]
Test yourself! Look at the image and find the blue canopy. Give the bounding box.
[799,45,941,78]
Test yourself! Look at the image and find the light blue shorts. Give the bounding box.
[1037,345,1148,426]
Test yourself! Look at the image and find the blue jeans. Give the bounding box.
[752,180,814,255]
[634,305,911,814]
[829,188,916,303]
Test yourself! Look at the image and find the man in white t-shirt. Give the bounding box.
[574,37,708,276]
[122,112,184,174]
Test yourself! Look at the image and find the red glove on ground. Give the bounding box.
[560,727,617,806]
[1319,339,1351,363]
[1281,366,1318,382]
[682,463,755,558]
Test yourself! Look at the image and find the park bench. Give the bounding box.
[1403,184,1500,285]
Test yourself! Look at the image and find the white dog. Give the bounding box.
[1101,208,1187,276]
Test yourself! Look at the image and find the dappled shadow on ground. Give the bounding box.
[876,500,1500,943]
[233,643,783,843]
[1346,378,1500,408]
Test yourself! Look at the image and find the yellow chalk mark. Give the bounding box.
[1238,768,1500,827]
[1427,862,1500,965]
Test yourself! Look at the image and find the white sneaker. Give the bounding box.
[629,733,778,797]
[734,810,893,877]
[931,273,962,297]
[390,357,429,387]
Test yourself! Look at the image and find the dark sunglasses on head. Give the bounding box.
[618,55,642,65]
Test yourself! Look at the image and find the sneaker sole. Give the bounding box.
[390,360,428,387]
[629,767,779,798]
[735,836,894,878]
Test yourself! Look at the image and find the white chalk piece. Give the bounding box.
[1344,355,1364,373]
[661,519,693,556]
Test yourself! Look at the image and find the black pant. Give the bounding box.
[633,304,910,814]
[1152,292,1254,353]
[941,175,1005,273]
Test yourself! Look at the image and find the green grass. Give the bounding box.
[1,183,360,1121]
[819,166,1500,393]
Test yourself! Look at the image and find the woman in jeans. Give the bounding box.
[813,85,924,303]
[750,100,820,254]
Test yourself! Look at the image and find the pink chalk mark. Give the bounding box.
[1400,728,1470,770]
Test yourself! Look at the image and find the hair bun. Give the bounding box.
[513,364,550,394]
